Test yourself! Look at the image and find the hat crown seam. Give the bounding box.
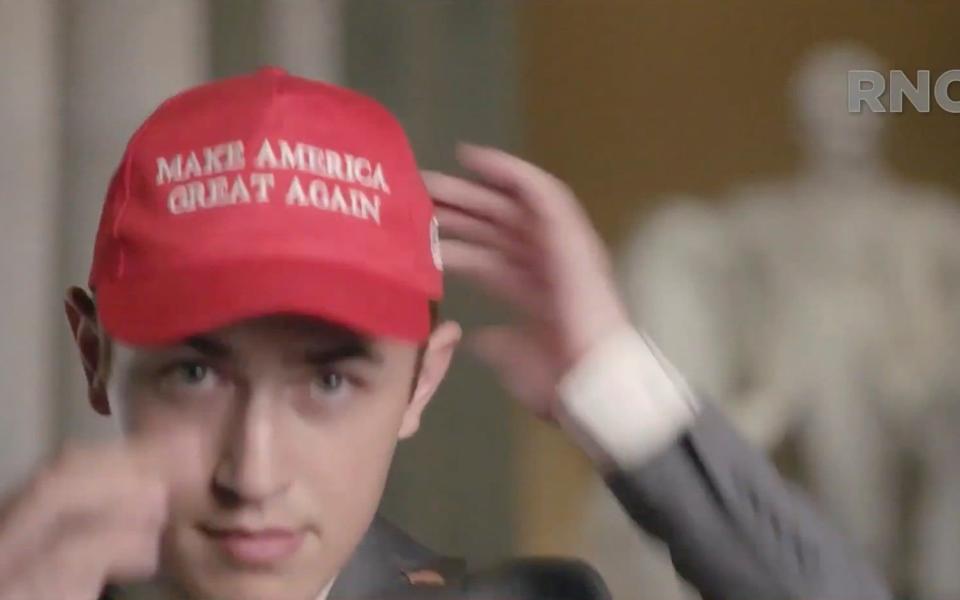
[108,72,277,284]
[111,92,181,283]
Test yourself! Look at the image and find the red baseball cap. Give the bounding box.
[89,67,443,346]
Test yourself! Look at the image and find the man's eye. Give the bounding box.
[315,370,345,391]
[166,361,212,385]
[309,369,358,405]
[181,363,207,382]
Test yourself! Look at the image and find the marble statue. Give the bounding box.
[582,42,960,599]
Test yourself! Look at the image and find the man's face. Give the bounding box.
[104,315,433,600]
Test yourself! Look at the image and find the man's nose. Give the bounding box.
[212,395,290,507]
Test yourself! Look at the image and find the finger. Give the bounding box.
[422,170,528,230]
[467,326,556,417]
[435,205,531,263]
[101,476,168,532]
[8,534,103,600]
[55,481,166,588]
[0,444,133,556]
[23,446,168,537]
[52,501,166,583]
[25,433,186,534]
[455,143,574,220]
[29,429,201,527]
[468,326,535,371]
[0,441,173,592]
[31,524,161,595]
[440,239,543,314]
[102,528,164,583]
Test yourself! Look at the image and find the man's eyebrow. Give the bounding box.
[303,339,383,365]
[182,335,232,358]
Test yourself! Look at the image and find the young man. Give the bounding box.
[0,68,891,600]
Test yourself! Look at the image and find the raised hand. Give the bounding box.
[0,429,201,600]
[423,144,631,420]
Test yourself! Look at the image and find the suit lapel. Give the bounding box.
[329,515,465,599]
[328,517,409,598]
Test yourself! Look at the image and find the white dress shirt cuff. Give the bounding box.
[556,326,700,472]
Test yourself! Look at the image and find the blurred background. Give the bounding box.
[1,2,959,599]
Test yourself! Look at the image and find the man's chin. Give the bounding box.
[163,547,334,600]
[173,570,331,600]
[161,528,335,599]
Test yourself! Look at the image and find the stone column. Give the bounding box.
[262,0,343,82]
[58,0,208,440]
[0,0,59,492]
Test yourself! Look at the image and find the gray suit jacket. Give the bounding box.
[326,401,892,599]
[103,403,891,599]
[610,402,892,599]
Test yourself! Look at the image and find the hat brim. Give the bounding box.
[95,258,436,346]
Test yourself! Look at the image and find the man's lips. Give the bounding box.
[200,526,305,566]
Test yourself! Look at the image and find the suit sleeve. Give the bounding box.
[557,328,892,600]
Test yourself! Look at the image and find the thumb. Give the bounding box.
[468,326,557,418]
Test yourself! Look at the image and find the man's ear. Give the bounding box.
[63,286,110,415]
[398,320,462,439]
